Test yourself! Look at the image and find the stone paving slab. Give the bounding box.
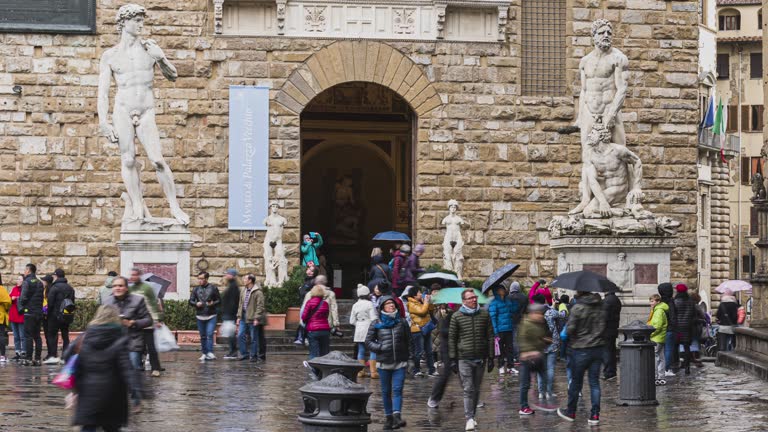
[0,352,766,431]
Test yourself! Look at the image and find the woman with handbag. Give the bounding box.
[405,286,436,377]
[350,284,377,378]
[302,285,330,360]
[66,305,136,432]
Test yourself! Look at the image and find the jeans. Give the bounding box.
[519,358,540,409]
[23,314,43,361]
[0,324,6,357]
[566,346,603,417]
[378,366,406,415]
[602,337,617,378]
[678,341,691,370]
[498,331,514,367]
[11,321,25,354]
[238,320,261,358]
[429,355,451,403]
[458,359,485,420]
[664,331,675,370]
[536,351,557,395]
[128,351,144,405]
[258,325,267,359]
[143,329,161,371]
[654,342,665,379]
[196,318,216,355]
[356,342,367,360]
[46,318,70,358]
[307,331,330,359]
[411,331,435,374]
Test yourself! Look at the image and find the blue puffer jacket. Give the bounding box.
[488,295,518,334]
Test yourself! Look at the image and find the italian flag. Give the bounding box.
[711,97,727,164]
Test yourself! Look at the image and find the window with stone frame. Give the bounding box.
[743,253,756,273]
[751,105,764,132]
[750,52,763,79]
[520,0,566,96]
[741,156,763,185]
[718,10,741,31]
[717,53,730,79]
[727,105,739,132]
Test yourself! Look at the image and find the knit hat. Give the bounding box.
[414,244,425,254]
[675,283,688,293]
[357,284,370,297]
[226,268,238,277]
[510,281,521,293]
[400,244,411,253]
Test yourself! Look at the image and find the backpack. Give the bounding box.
[58,298,76,324]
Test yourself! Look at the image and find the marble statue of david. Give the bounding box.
[98,4,189,226]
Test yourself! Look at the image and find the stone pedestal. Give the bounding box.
[117,224,193,300]
[551,236,676,326]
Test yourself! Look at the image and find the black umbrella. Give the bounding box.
[549,270,619,293]
[481,263,521,294]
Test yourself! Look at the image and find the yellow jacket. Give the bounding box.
[407,297,433,333]
[0,285,10,326]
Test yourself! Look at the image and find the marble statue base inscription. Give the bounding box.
[551,235,676,327]
[118,226,192,300]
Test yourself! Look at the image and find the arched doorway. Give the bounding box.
[301,82,414,295]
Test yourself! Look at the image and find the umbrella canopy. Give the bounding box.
[417,272,461,288]
[431,288,489,305]
[481,263,521,293]
[372,231,411,242]
[715,280,752,293]
[550,270,619,293]
[142,273,173,299]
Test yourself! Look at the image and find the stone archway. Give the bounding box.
[275,40,442,116]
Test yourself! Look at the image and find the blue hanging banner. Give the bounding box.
[228,86,270,230]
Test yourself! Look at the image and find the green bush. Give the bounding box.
[280,265,306,307]
[72,299,199,331]
[72,300,99,331]
[265,287,293,314]
[424,264,457,277]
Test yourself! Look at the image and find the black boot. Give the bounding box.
[685,365,691,375]
[383,415,394,430]
[393,412,406,429]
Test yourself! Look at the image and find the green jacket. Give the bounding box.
[648,302,668,343]
[518,316,549,354]
[129,282,163,322]
[448,308,494,360]
[238,285,266,323]
[566,293,605,349]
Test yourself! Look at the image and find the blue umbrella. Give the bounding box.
[372,231,411,242]
[481,263,521,294]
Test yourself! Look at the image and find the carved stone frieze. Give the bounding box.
[305,5,327,32]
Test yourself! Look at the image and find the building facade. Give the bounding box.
[0,0,702,297]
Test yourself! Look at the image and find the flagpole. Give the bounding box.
[738,47,743,280]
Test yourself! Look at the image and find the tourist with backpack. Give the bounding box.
[44,269,76,365]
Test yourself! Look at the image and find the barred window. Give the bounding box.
[521,0,566,96]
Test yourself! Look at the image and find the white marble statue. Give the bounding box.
[607,252,634,292]
[441,199,468,279]
[98,4,189,227]
[569,125,646,219]
[263,201,288,287]
[557,252,571,275]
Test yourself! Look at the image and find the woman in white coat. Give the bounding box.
[350,284,378,378]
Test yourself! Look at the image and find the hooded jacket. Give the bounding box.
[103,294,153,352]
[8,285,24,324]
[350,298,376,343]
[716,296,739,326]
[673,291,695,342]
[449,305,494,360]
[488,293,518,334]
[19,273,45,317]
[401,254,423,287]
[648,302,669,343]
[602,292,622,339]
[48,278,76,322]
[566,293,605,349]
[128,281,162,323]
[365,296,411,365]
[406,295,432,332]
[391,251,407,292]
[221,278,241,321]
[71,324,135,428]
[508,282,528,324]
[657,283,677,330]
[300,233,323,266]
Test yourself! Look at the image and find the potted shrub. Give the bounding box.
[265,286,293,330]
[282,266,305,324]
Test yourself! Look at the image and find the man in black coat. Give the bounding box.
[19,263,45,366]
[221,269,241,359]
[601,291,622,380]
[43,268,76,364]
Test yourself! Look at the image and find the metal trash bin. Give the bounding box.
[616,320,658,406]
[298,373,372,432]
[308,351,365,382]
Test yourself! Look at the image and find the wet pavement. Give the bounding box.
[1,351,767,431]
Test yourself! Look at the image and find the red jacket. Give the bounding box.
[9,285,24,324]
[528,281,553,306]
[302,297,330,332]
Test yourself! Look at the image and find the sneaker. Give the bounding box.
[588,414,600,425]
[223,352,237,360]
[557,408,575,422]
[20,359,29,366]
[199,354,207,361]
[293,339,304,346]
[414,371,424,377]
[0,356,6,363]
[664,370,676,377]
[428,371,439,377]
[546,392,555,400]
[11,353,20,361]
[32,360,41,367]
[508,367,519,375]
[205,352,216,360]
[43,357,60,365]
[237,355,248,361]
[476,401,485,408]
[499,366,506,375]
[151,370,161,377]
[465,418,477,431]
[519,407,535,415]
[427,398,439,408]
[538,392,544,400]
[604,374,617,381]
[657,379,667,386]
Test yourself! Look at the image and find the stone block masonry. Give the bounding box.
[0,0,701,295]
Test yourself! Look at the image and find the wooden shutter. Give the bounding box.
[751,206,759,236]
[742,157,750,185]
[728,105,739,131]
[751,53,763,79]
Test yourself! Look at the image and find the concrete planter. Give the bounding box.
[266,314,286,331]
[286,307,301,324]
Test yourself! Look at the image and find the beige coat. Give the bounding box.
[303,287,339,328]
[237,285,266,323]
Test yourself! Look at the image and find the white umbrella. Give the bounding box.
[715,280,752,293]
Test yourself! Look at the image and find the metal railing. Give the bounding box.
[698,128,740,155]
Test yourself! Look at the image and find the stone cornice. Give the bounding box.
[550,236,678,249]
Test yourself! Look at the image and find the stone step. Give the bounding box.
[716,350,768,381]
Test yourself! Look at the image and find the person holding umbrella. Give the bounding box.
[488,284,518,375]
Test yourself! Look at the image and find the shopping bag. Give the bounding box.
[494,336,501,357]
[52,354,78,390]
[154,324,180,352]
[220,320,236,338]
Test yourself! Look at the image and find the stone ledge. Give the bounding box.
[550,235,678,249]
[716,349,768,382]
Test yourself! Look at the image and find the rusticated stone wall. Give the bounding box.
[0,0,701,296]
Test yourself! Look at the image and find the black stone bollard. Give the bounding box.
[308,351,365,382]
[298,373,372,432]
[616,320,659,406]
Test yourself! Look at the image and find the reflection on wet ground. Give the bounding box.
[1,352,767,431]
